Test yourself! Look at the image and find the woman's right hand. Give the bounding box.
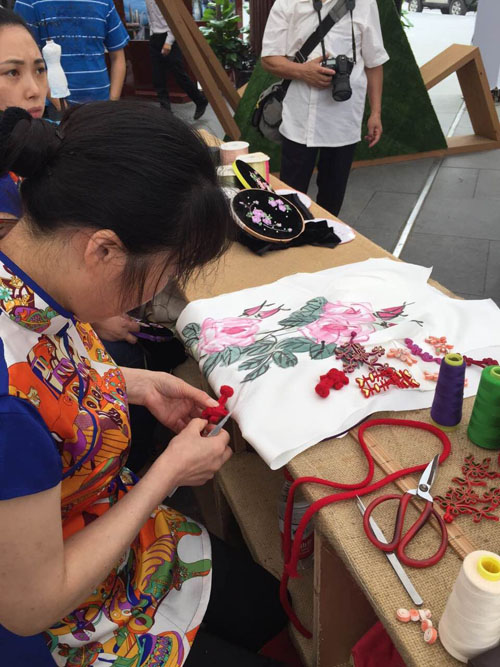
[159,418,232,488]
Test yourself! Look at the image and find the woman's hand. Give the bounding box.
[158,418,232,488]
[120,367,219,432]
[365,113,383,148]
[92,315,140,344]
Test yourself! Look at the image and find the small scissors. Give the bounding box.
[363,455,448,568]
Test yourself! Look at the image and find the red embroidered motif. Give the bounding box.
[435,455,500,523]
[335,331,385,374]
[463,355,499,369]
[356,367,420,398]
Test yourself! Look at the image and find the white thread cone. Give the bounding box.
[439,551,500,663]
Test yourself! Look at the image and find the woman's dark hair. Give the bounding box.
[0,101,233,301]
[0,7,32,33]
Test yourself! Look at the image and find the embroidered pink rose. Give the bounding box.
[300,301,376,345]
[198,317,261,354]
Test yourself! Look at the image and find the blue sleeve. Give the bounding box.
[13,1,42,48]
[0,395,62,500]
[0,173,22,218]
[105,0,130,51]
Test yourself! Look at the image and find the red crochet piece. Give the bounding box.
[315,369,349,397]
[201,385,234,424]
[435,455,500,524]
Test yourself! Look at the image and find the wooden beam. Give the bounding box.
[352,135,500,169]
[420,44,476,90]
[457,56,500,141]
[354,44,500,168]
[175,0,241,112]
[155,0,241,139]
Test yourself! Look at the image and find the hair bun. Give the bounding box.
[0,107,61,179]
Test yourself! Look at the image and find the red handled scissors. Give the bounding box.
[363,455,448,568]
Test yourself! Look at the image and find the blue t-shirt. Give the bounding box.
[14,0,130,103]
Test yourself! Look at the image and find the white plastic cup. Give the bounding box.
[219,141,249,166]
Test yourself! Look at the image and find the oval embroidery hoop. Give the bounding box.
[232,159,274,192]
[231,189,305,243]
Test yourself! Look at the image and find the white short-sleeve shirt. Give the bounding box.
[261,0,389,148]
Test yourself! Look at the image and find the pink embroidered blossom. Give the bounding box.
[251,209,264,223]
[259,305,285,319]
[198,317,261,354]
[300,301,376,345]
[376,304,410,320]
[242,302,266,317]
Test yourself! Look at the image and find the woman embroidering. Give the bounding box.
[0,100,287,665]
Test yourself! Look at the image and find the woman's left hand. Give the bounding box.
[365,113,383,148]
[120,367,219,432]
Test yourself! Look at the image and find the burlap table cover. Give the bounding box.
[285,397,500,666]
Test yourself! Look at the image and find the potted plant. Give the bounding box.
[200,0,254,85]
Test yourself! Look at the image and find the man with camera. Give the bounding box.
[261,0,388,217]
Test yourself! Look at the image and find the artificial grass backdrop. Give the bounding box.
[233,0,447,173]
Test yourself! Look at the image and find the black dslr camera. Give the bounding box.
[323,54,354,102]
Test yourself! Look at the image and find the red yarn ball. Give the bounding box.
[220,385,234,398]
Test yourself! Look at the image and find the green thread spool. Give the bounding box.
[468,366,500,450]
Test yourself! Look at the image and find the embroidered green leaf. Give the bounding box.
[202,352,222,377]
[220,346,241,365]
[238,356,268,371]
[244,339,276,356]
[277,337,313,353]
[272,350,298,368]
[243,362,270,382]
[277,297,327,328]
[301,296,328,313]
[182,322,201,345]
[309,342,337,359]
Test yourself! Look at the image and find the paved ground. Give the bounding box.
[172,7,500,306]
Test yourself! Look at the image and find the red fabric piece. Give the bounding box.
[351,622,405,667]
[259,628,305,667]
[279,418,452,638]
[220,385,234,398]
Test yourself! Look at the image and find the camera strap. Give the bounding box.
[312,0,357,66]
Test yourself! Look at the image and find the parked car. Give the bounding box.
[407,0,477,14]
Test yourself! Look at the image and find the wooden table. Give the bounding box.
[175,156,500,666]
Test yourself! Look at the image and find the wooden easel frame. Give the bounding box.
[155,0,241,139]
[353,44,500,168]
